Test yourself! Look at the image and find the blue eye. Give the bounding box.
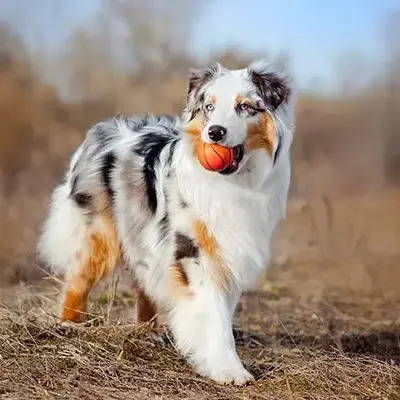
[239,103,250,111]
[206,103,214,111]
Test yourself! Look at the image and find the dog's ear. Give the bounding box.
[248,60,291,111]
[186,62,224,118]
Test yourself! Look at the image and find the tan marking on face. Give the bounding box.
[168,262,192,298]
[246,112,276,156]
[208,94,216,105]
[235,95,256,108]
[193,219,232,291]
[61,211,121,322]
[186,111,205,162]
[134,284,158,324]
[185,111,205,136]
[191,133,205,164]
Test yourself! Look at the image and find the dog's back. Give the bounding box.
[38,115,181,320]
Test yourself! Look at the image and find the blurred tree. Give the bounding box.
[0,22,28,63]
[108,0,199,75]
[60,0,202,100]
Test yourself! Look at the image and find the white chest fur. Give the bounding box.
[175,154,289,291]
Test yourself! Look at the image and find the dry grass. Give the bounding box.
[0,273,399,400]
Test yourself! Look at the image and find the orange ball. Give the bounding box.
[197,142,234,172]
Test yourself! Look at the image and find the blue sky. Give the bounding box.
[0,0,398,93]
[193,0,399,91]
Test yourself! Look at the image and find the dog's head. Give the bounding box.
[183,61,293,177]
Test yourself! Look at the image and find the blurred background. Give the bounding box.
[0,0,399,300]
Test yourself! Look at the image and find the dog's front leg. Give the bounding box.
[168,283,253,385]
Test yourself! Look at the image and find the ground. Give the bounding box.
[1,195,399,399]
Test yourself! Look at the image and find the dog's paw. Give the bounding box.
[217,367,254,386]
[58,319,81,328]
[197,362,254,385]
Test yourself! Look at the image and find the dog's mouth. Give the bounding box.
[219,145,244,175]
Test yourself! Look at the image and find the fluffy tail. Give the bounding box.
[37,181,89,276]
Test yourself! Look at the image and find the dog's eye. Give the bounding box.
[239,103,250,111]
[205,103,214,112]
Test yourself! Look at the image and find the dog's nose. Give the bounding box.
[208,125,227,142]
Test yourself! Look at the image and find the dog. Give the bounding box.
[38,60,294,384]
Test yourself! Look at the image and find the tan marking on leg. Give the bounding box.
[134,285,158,324]
[193,219,232,291]
[62,276,90,322]
[246,112,276,156]
[168,262,192,298]
[61,212,121,322]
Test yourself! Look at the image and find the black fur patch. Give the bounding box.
[73,192,92,208]
[166,140,178,178]
[198,92,206,107]
[187,63,222,100]
[167,140,177,167]
[135,134,178,214]
[175,233,199,261]
[101,152,116,201]
[158,213,170,242]
[273,136,282,166]
[187,63,224,119]
[70,175,92,208]
[250,71,290,111]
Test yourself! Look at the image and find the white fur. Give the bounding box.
[37,179,89,276]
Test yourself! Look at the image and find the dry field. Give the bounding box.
[1,192,399,400]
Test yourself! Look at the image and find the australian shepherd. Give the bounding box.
[38,60,294,384]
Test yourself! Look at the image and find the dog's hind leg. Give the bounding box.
[38,183,121,322]
[60,211,121,322]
